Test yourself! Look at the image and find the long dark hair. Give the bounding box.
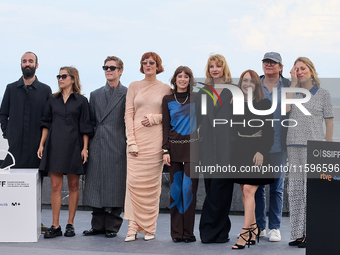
[170,66,195,93]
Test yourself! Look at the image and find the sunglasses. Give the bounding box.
[262,60,278,66]
[141,60,156,66]
[56,74,71,80]
[102,66,119,71]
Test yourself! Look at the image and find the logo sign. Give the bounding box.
[199,84,312,116]
[11,202,21,206]
[307,141,340,179]
[197,82,223,107]
[0,181,6,187]
[312,149,340,158]
[313,149,320,157]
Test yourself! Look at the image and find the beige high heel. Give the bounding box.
[144,232,155,241]
[125,221,138,242]
[125,233,137,242]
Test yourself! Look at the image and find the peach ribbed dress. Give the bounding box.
[124,79,171,235]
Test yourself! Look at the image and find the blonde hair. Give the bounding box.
[205,54,232,85]
[104,56,123,69]
[294,57,320,87]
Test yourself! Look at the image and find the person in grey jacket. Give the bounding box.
[83,56,127,238]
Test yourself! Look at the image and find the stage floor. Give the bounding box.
[0,209,306,255]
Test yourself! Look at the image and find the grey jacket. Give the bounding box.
[83,82,127,208]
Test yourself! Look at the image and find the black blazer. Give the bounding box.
[195,86,237,170]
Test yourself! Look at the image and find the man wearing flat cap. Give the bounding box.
[255,52,291,242]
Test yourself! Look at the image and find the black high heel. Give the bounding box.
[289,237,304,246]
[298,237,306,248]
[232,228,252,250]
[248,223,260,245]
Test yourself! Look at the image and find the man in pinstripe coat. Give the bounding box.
[83,56,127,238]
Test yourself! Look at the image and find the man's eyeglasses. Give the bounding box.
[141,60,156,66]
[56,74,71,80]
[102,66,119,71]
[262,60,278,66]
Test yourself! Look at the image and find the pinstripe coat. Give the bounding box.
[83,82,127,208]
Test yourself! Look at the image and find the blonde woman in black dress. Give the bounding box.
[197,54,236,243]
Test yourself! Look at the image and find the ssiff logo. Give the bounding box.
[313,149,340,158]
[1,181,6,187]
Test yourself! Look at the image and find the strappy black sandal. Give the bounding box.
[232,228,252,250]
[248,223,260,245]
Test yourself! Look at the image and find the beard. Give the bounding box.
[21,65,36,79]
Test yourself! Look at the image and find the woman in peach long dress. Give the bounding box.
[124,52,171,241]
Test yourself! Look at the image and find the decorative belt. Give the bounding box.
[238,130,262,138]
[169,138,199,144]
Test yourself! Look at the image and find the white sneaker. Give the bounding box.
[259,228,266,237]
[268,229,281,242]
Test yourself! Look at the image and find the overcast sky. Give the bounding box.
[1,0,340,98]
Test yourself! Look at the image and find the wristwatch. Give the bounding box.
[162,149,169,155]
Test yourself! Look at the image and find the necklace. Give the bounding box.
[174,93,189,105]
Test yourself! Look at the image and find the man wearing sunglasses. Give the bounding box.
[83,56,127,238]
[0,52,51,169]
[255,52,291,242]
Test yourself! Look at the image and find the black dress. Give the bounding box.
[39,93,93,175]
[232,98,274,185]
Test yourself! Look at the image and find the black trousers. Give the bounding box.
[91,207,123,233]
[169,162,198,240]
[199,178,234,243]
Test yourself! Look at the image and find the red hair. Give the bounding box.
[139,52,164,74]
[237,69,264,103]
